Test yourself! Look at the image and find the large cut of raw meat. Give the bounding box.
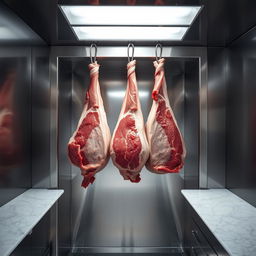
[110,60,149,182]
[68,62,111,188]
[146,58,186,174]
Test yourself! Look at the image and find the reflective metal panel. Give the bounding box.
[226,26,256,207]
[207,48,226,188]
[31,46,51,188]
[0,2,43,45]
[206,0,256,46]
[184,60,200,189]
[0,47,31,206]
[58,59,73,252]
[0,3,55,255]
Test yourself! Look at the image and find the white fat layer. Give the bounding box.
[83,126,105,163]
[149,121,171,166]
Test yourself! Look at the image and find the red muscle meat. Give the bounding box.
[68,62,111,188]
[110,60,149,182]
[146,58,186,174]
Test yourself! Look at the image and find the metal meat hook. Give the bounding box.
[155,43,163,63]
[90,43,97,63]
[127,43,135,62]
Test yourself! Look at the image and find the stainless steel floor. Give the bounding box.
[72,172,181,248]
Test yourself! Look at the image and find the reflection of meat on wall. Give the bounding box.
[0,72,20,168]
[154,0,165,5]
[127,0,136,5]
[88,0,99,5]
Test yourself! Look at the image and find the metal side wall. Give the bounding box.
[206,26,256,204]
[207,48,227,188]
[0,2,56,256]
[225,26,256,206]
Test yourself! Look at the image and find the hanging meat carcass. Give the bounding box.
[110,60,149,182]
[68,62,111,188]
[146,58,186,174]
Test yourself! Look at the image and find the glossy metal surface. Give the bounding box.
[0,0,48,208]
[0,46,31,206]
[0,2,43,45]
[0,3,55,256]
[184,60,200,189]
[0,5,33,205]
[207,48,226,188]
[31,46,51,188]
[206,0,256,46]
[225,26,256,207]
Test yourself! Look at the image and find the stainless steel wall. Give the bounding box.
[0,1,46,205]
[206,25,256,204]
[225,26,256,207]
[207,48,226,188]
[184,60,200,189]
[0,47,31,206]
[58,58,73,255]
[31,47,51,188]
[0,2,54,256]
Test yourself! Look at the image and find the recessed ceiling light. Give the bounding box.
[72,26,188,41]
[60,6,202,26]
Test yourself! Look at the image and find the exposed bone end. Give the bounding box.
[152,90,159,101]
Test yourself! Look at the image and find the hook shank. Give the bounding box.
[155,43,163,63]
[90,44,97,63]
[127,43,135,62]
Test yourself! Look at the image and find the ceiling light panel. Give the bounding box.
[72,26,188,41]
[60,6,201,26]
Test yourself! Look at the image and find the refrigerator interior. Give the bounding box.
[1,1,256,255]
[57,55,199,255]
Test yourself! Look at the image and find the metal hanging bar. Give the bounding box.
[90,43,97,63]
[155,43,163,63]
[127,43,135,62]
